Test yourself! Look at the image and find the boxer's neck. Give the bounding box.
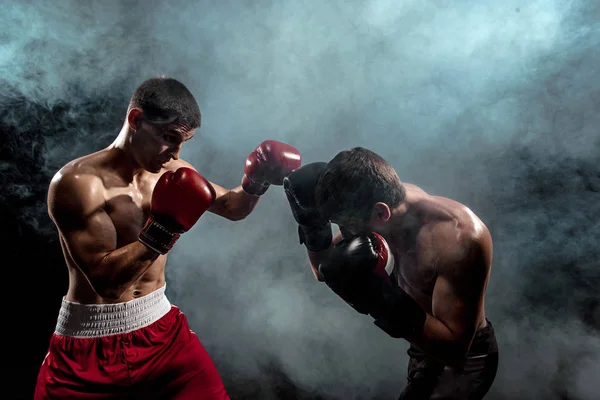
[107,125,146,182]
[376,201,419,251]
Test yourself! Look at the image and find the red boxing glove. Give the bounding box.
[242,140,302,196]
[139,167,216,254]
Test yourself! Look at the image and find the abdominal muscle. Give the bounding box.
[63,247,168,305]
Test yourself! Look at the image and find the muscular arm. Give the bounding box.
[207,182,260,221]
[171,159,260,221]
[48,171,159,301]
[406,232,492,366]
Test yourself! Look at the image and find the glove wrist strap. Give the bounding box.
[138,217,181,255]
[241,174,269,196]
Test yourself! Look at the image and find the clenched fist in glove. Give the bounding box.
[139,167,215,254]
[319,232,427,339]
[242,140,302,196]
[283,162,333,252]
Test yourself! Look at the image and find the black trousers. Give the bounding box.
[398,320,499,400]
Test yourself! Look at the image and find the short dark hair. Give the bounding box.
[316,147,406,221]
[128,76,201,129]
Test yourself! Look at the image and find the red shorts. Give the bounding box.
[34,289,229,400]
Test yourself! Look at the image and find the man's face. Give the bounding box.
[132,116,195,173]
[331,214,372,238]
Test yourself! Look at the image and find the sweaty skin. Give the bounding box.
[48,123,260,305]
[308,183,493,365]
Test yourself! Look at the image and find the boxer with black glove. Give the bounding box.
[283,162,333,252]
[298,146,499,400]
[318,232,426,339]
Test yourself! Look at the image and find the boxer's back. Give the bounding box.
[49,148,168,304]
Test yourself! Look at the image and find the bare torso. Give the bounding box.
[58,149,181,304]
[388,184,490,330]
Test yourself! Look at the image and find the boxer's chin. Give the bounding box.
[146,162,162,174]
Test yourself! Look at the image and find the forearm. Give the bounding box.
[306,227,340,281]
[219,187,261,221]
[308,247,332,281]
[350,273,471,365]
[406,314,472,366]
[91,241,160,300]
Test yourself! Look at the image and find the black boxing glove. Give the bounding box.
[319,232,426,339]
[283,162,333,252]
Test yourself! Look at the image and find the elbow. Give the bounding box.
[223,204,253,221]
[227,212,247,221]
[89,276,123,301]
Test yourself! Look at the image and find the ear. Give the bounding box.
[370,202,391,224]
[127,108,143,131]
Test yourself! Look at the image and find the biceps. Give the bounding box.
[59,211,118,271]
[207,181,231,216]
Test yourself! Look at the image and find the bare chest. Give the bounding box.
[392,250,438,312]
[104,182,154,247]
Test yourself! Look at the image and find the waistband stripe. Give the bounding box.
[54,285,171,338]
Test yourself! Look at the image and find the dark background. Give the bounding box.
[2,1,599,399]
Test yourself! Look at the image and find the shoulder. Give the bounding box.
[402,183,428,195]
[425,194,489,240]
[48,160,105,219]
[440,218,492,281]
[420,200,492,274]
[49,155,105,194]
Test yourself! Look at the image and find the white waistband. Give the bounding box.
[54,285,172,338]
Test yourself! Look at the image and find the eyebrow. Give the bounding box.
[166,129,194,141]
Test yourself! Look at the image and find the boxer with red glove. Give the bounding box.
[139,167,216,254]
[242,140,302,196]
[39,76,303,400]
[319,232,427,339]
[38,77,260,400]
